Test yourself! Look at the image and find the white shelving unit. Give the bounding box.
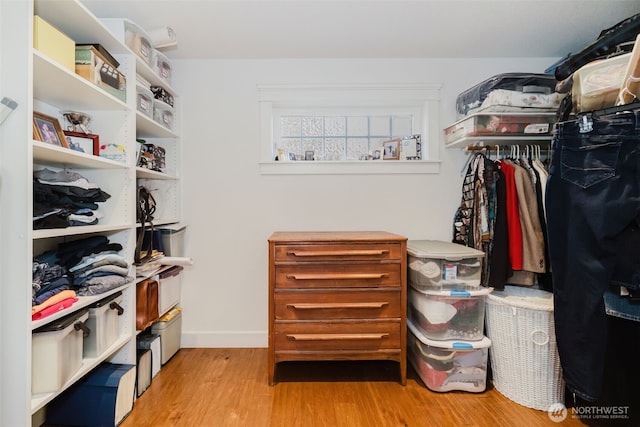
[0,1,181,425]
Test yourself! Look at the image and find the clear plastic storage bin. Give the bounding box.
[408,286,492,341]
[407,240,484,291]
[408,320,491,393]
[32,308,90,394]
[444,112,556,145]
[153,99,174,131]
[136,81,154,119]
[83,292,124,358]
[100,18,154,67]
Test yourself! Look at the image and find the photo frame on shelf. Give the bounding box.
[382,138,401,160]
[304,150,315,161]
[33,112,68,148]
[63,131,99,155]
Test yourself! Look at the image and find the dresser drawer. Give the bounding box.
[275,263,401,289]
[275,289,401,320]
[274,320,401,352]
[274,242,402,263]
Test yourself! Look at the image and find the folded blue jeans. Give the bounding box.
[546,110,640,402]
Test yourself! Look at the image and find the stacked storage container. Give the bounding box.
[406,240,492,393]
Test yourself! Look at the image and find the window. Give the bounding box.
[258,83,441,174]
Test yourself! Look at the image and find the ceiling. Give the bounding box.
[81,0,640,60]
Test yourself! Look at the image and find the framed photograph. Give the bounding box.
[382,138,401,160]
[305,150,315,161]
[401,134,422,160]
[63,131,99,155]
[33,112,68,148]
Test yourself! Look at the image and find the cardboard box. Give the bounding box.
[75,45,127,102]
[33,16,75,72]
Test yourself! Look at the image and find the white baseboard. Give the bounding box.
[180,330,268,348]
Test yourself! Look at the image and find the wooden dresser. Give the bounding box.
[268,231,407,385]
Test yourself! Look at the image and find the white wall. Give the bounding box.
[172,57,556,347]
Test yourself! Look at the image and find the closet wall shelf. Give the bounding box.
[33,141,127,169]
[33,51,127,111]
[445,135,552,149]
[136,167,177,180]
[33,223,132,240]
[136,112,177,138]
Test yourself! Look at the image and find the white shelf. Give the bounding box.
[33,51,127,111]
[136,112,177,138]
[33,140,127,169]
[445,135,553,149]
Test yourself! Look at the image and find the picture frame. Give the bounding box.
[33,112,69,148]
[63,131,100,155]
[382,138,401,160]
[304,150,315,161]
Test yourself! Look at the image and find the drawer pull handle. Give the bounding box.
[287,249,389,257]
[286,273,389,280]
[286,333,389,341]
[286,302,389,310]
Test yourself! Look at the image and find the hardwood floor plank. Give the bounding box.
[119,348,590,427]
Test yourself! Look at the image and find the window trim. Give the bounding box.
[258,83,442,175]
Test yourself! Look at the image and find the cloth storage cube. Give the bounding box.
[159,265,183,315]
[408,286,492,341]
[407,240,484,290]
[32,308,90,394]
[45,363,136,427]
[408,320,490,393]
[151,307,182,364]
[485,286,564,411]
[83,291,124,358]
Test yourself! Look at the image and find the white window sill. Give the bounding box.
[259,160,441,175]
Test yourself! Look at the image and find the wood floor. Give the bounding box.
[120,348,594,427]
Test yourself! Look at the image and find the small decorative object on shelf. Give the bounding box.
[61,110,92,133]
[63,131,99,155]
[33,112,68,148]
[383,138,401,160]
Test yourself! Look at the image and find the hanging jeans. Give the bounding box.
[546,110,640,402]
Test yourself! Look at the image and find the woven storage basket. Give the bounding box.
[485,286,564,411]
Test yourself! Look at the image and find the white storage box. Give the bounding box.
[407,240,484,290]
[408,320,490,393]
[158,266,183,315]
[485,286,564,411]
[83,291,124,358]
[136,81,154,119]
[100,18,154,67]
[160,223,186,257]
[154,49,172,84]
[151,307,182,365]
[408,286,492,341]
[153,99,174,130]
[32,308,90,394]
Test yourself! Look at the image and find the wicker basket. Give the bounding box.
[485,286,564,411]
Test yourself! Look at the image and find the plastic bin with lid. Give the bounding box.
[151,307,182,365]
[136,79,154,119]
[408,319,491,393]
[100,18,154,67]
[153,99,174,131]
[83,291,124,358]
[158,265,184,315]
[444,112,556,145]
[32,308,90,394]
[408,287,492,341]
[407,240,484,291]
[159,223,186,257]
